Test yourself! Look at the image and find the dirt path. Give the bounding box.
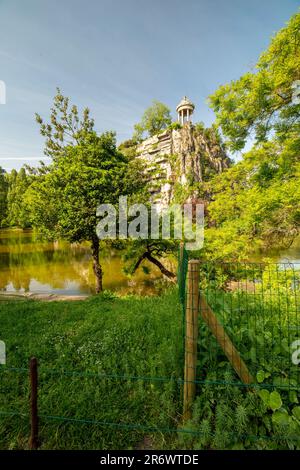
[0,292,89,302]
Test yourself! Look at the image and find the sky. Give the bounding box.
[0,0,299,171]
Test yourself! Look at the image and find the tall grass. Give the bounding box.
[0,289,183,449]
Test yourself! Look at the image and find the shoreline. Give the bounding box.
[0,292,89,302]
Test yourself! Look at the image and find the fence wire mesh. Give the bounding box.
[195,261,300,391]
[179,249,300,448]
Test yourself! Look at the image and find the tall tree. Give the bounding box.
[27,129,145,293]
[6,168,31,228]
[134,100,172,140]
[33,90,150,292]
[0,167,8,227]
[203,11,300,260]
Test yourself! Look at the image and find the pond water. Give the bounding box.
[0,230,173,297]
[263,239,300,266]
[0,229,299,297]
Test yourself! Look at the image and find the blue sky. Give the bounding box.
[0,0,299,171]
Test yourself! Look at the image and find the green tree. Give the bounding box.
[204,11,300,260]
[31,90,149,292]
[209,11,300,151]
[204,136,300,260]
[6,168,31,228]
[134,100,172,140]
[0,167,8,227]
[26,131,143,293]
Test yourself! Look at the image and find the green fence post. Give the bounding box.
[183,259,200,421]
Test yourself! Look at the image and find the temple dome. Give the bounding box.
[176,96,195,124]
[176,96,195,113]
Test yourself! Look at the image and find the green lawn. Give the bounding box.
[0,289,183,450]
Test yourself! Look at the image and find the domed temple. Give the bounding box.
[176,96,195,125]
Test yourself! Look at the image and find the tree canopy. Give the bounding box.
[209,11,300,151]
[6,168,31,228]
[0,168,8,227]
[199,11,300,260]
[35,88,95,161]
[134,100,172,140]
[204,135,300,260]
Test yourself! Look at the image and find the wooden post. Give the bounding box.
[199,296,254,385]
[183,259,200,420]
[29,357,39,450]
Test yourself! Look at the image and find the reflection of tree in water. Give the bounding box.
[0,230,33,247]
[9,253,92,293]
[8,265,31,292]
[0,232,93,293]
[0,230,166,295]
[0,252,9,270]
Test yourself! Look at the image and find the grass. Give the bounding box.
[2,262,300,450]
[0,288,183,450]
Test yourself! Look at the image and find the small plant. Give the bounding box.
[167,122,182,131]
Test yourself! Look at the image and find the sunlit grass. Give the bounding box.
[0,288,183,449]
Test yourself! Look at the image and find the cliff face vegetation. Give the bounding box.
[136,122,230,206]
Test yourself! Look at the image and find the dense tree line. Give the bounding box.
[0,167,30,228]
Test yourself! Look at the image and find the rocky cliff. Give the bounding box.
[136,122,230,208]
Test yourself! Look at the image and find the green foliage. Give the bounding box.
[174,262,300,449]
[258,390,282,411]
[118,139,137,159]
[204,136,300,259]
[26,132,130,243]
[179,382,300,450]
[133,100,172,140]
[0,168,8,227]
[199,263,300,380]
[6,168,31,228]
[186,13,300,261]
[167,122,182,131]
[209,11,300,151]
[35,88,94,160]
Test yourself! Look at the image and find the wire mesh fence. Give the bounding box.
[190,259,300,390]
[0,363,186,449]
[178,247,300,448]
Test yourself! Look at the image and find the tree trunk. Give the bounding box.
[91,237,103,293]
[132,251,176,282]
[145,252,176,281]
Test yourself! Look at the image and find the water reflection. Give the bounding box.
[1,229,298,297]
[256,237,300,266]
[0,230,170,296]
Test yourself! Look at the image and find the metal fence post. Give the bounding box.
[183,259,200,421]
